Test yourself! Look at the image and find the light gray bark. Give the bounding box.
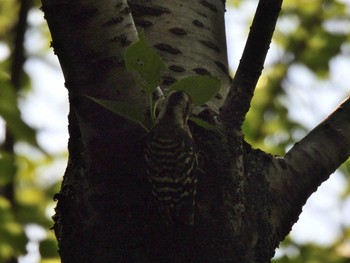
[267,96,350,242]
[129,0,231,112]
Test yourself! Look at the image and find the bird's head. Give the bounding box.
[156,91,192,128]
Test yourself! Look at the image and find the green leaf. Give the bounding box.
[39,237,59,258]
[0,222,27,256]
[0,151,15,186]
[124,32,166,95]
[0,72,39,147]
[0,198,27,258]
[86,96,147,130]
[189,117,217,131]
[167,76,221,106]
[0,197,14,223]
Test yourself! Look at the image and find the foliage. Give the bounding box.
[124,31,166,97]
[243,0,349,154]
[0,197,27,262]
[167,76,220,107]
[0,0,62,262]
[273,236,350,263]
[124,32,220,126]
[0,74,38,147]
[86,96,147,130]
[91,33,220,131]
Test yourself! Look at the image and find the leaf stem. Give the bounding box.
[150,95,156,122]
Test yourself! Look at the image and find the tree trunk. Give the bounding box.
[41,0,350,262]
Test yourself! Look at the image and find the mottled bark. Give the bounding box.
[41,0,350,262]
[41,0,140,103]
[128,0,231,112]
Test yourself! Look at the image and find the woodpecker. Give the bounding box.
[145,91,197,225]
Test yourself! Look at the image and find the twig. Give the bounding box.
[218,0,282,130]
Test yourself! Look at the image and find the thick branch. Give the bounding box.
[266,96,350,243]
[41,0,140,103]
[42,1,149,261]
[218,0,282,130]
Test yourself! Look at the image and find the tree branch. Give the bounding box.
[41,0,140,102]
[218,0,282,130]
[42,1,149,260]
[266,96,350,243]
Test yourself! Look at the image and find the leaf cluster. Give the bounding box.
[273,236,350,263]
[0,1,61,262]
[243,0,349,155]
[91,32,221,131]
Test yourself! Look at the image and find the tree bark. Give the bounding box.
[128,0,231,113]
[41,0,350,262]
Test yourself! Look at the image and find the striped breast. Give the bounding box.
[145,126,196,208]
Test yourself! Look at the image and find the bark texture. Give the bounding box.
[128,0,231,112]
[41,0,350,262]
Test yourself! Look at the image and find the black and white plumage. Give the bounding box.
[145,91,197,225]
